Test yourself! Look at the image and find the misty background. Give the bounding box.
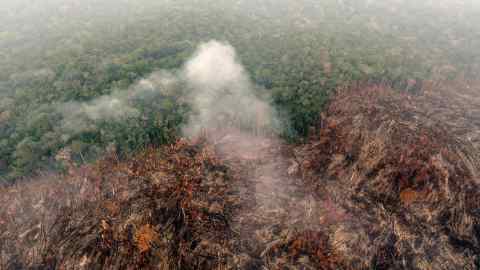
[1,0,479,182]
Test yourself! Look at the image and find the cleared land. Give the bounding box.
[1,81,480,269]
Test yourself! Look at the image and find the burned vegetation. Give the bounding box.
[295,81,480,269]
[0,135,341,269]
[2,81,480,269]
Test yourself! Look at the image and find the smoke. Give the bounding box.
[58,90,134,136]
[182,40,277,137]
[57,70,181,137]
[58,40,278,140]
[67,95,136,121]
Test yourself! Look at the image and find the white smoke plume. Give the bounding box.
[57,70,180,136]
[58,89,138,136]
[182,40,277,137]
[58,40,277,139]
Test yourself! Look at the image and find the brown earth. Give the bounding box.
[1,80,480,269]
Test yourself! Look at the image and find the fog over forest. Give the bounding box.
[1,0,478,181]
[2,1,480,269]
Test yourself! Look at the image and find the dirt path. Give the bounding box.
[210,129,334,268]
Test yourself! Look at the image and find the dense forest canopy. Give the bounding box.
[1,0,479,181]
